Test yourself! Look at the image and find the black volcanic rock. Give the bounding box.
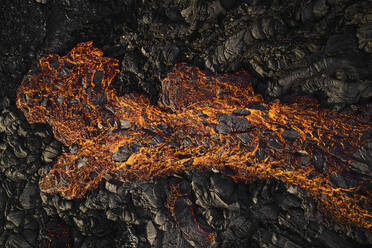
[0,0,372,247]
[19,183,41,209]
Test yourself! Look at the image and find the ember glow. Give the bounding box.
[17,42,372,231]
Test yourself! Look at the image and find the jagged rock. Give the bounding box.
[80,237,112,248]
[173,195,214,246]
[5,234,33,248]
[317,230,354,248]
[329,173,348,188]
[257,204,279,222]
[271,232,303,248]
[146,221,157,246]
[0,148,18,169]
[237,133,252,144]
[192,172,212,209]
[106,208,120,221]
[349,160,372,176]
[22,229,37,247]
[35,0,47,4]
[4,168,26,181]
[73,217,86,233]
[0,189,6,218]
[210,174,239,209]
[161,222,193,248]
[25,135,41,153]
[23,215,38,231]
[84,190,110,210]
[42,140,61,163]
[0,111,20,135]
[0,231,9,247]
[6,211,24,228]
[105,181,118,194]
[277,208,308,235]
[19,183,41,209]
[215,113,251,134]
[275,193,301,211]
[154,211,167,228]
[140,183,162,209]
[112,143,140,163]
[12,143,28,159]
[55,198,73,212]
[282,129,300,141]
[108,193,122,210]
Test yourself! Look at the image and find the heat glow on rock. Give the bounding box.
[16,42,372,232]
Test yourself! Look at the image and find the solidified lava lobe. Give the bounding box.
[166,181,215,245]
[17,42,372,232]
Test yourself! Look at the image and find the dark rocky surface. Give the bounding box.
[0,0,371,247]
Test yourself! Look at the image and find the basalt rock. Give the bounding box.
[1,0,372,247]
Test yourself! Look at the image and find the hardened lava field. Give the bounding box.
[16,42,372,231]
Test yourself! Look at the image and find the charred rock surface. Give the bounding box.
[0,0,372,248]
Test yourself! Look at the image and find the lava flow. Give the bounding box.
[17,41,372,232]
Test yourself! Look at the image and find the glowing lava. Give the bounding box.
[17,42,372,232]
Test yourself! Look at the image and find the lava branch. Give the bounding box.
[16,41,372,231]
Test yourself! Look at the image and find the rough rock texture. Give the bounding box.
[0,0,371,247]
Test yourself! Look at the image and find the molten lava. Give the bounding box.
[17,42,372,232]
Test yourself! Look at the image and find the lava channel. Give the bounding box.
[16,41,372,231]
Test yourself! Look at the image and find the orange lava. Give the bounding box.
[17,42,372,231]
